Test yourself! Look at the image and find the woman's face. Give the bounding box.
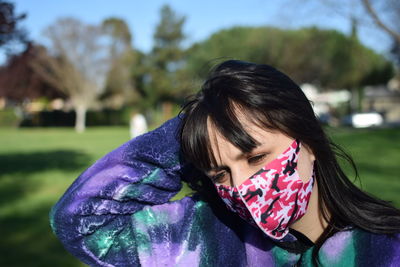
[206,115,315,187]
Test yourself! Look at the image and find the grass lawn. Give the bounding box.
[326,127,400,206]
[0,125,399,267]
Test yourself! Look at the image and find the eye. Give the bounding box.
[210,171,228,184]
[248,154,267,165]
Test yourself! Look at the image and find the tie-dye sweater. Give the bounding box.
[50,117,400,267]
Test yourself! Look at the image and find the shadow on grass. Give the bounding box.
[0,203,84,267]
[0,150,92,212]
[0,150,91,175]
[0,150,91,266]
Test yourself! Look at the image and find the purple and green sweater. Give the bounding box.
[50,117,400,266]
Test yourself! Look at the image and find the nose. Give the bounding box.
[230,165,253,187]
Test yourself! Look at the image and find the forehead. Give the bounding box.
[207,116,268,142]
[206,113,279,157]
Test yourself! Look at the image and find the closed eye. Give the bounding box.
[210,171,228,184]
[248,154,267,165]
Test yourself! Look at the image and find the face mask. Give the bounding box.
[214,139,315,240]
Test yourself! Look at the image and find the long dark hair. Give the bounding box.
[178,60,400,261]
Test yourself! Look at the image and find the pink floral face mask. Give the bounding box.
[214,139,315,240]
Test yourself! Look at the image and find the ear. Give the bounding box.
[311,152,316,162]
[304,144,316,162]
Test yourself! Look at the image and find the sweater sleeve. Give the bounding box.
[49,117,195,266]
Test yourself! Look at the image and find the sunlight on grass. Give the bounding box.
[0,126,399,266]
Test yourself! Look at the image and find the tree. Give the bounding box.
[0,43,65,101]
[361,0,400,65]
[32,17,111,132]
[276,0,399,110]
[185,26,393,89]
[280,0,400,66]
[147,4,187,119]
[0,0,27,53]
[361,0,400,43]
[100,17,137,109]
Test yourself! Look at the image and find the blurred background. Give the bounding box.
[0,0,399,266]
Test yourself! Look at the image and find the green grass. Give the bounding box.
[327,127,400,207]
[0,126,399,267]
[0,127,131,267]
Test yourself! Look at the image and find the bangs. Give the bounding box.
[180,96,275,172]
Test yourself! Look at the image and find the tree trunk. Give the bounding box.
[75,105,87,133]
[162,101,173,121]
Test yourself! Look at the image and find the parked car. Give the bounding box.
[342,112,384,128]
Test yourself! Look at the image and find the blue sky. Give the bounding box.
[10,0,390,55]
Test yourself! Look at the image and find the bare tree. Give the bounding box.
[282,0,400,60]
[32,17,111,132]
[361,0,400,45]
[361,0,400,65]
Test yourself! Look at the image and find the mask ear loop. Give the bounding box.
[296,140,316,185]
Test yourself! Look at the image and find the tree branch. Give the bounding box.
[361,0,400,45]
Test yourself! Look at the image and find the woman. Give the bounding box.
[50,60,400,266]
